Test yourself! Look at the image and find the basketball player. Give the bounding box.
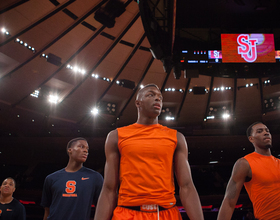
[218,122,280,220]
[41,137,103,220]
[94,84,204,220]
[0,177,26,220]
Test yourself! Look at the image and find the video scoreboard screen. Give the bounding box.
[181,50,222,64]
[221,34,276,63]
[181,36,278,64]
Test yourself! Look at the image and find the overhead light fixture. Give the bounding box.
[159,107,175,121]
[207,104,231,120]
[14,38,36,53]
[91,107,99,115]
[222,113,230,119]
[92,74,99,79]
[30,89,40,98]
[48,94,59,104]
[213,86,232,92]
[209,161,219,164]
[1,27,10,35]
[264,96,280,112]
[98,102,117,115]
[66,64,86,75]
[165,116,175,121]
[237,83,258,90]
[164,88,184,93]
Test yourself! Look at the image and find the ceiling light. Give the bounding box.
[73,66,78,72]
[222,113,230,119]
[48,95,59,104]
[166,116,175,121]
[91,107,99,115]
[30,89,40,98]
[209,161,218,164]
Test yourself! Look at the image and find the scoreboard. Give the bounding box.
[181,33,278,64]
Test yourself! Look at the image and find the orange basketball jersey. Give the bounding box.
[244,152,280,220]
[117,123,177,208]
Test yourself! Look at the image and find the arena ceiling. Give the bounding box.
[1,0,280,139]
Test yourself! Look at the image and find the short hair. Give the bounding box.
[66,137,87,154]
[2,177,16,188]
[136,84,160,100]
[246,121,264,138]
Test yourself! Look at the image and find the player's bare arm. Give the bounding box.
[94,130,119,220]
[217,158,251,220]
[174,132,204,220]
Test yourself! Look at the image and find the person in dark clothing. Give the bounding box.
[0,177,26,220]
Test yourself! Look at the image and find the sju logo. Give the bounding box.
[237,34,258,63]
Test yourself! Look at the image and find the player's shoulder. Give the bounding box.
[12,198,25,208]
[82,167,103,179]
[234,157,251,172]
[45,168,65,179]
[158,123,177,133]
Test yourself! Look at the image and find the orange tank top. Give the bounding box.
[117,123,177,208]
[243,152,280,220]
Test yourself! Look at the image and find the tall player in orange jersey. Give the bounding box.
[94,84,204,220]
[218,122,280,220]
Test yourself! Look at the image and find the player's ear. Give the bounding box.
[67,147,72,155]
[135,99,140,108]
[248,136,254,144]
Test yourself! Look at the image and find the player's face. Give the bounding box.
[69,140,89,163]
[0,178,15,196]
[250,123,272,149]
[138,87,163,117]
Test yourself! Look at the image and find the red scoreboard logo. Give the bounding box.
[221,34,276,63]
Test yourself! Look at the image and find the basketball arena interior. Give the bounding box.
[0,0,280,219]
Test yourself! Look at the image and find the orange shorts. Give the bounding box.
[111,206,182,220]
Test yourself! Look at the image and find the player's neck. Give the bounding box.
[65,161,83,172]
[0,195,13,204]
[254,147,271,156]
[136,115,158,125]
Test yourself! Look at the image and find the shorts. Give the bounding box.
[111,206,182,220]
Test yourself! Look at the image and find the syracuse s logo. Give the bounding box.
[237,34,258,63]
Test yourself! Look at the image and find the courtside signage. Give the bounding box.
[221,34,276,63]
